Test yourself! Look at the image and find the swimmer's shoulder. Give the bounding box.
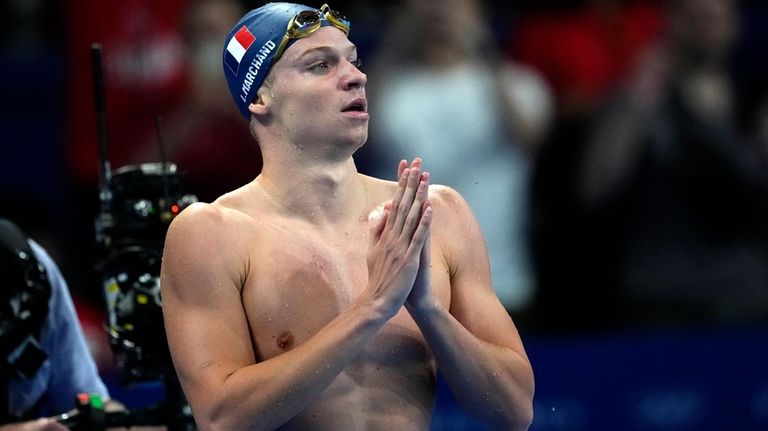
[163,202,234,253]
[165,184,265,248]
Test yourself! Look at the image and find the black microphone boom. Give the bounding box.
[90,43,112,213]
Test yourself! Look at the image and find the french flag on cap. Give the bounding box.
[225,25,256,75]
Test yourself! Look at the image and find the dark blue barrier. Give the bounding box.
[432,326,768,430]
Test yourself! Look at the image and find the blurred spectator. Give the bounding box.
[366,0,553,312]
[554,0,768,327]
[508,0,663,119]
[506,0,665,329]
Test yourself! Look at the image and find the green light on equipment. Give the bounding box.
[90,394,104,409]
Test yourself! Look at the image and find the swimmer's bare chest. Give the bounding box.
[238,218,450,429]
[240,217,453,357]
[243,222,372,358]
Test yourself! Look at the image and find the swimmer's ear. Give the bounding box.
[248,91,270,117]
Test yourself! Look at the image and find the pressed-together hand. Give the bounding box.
[394,160,434,311]
[363,158,432,320]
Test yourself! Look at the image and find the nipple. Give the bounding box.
[276,331,294,350]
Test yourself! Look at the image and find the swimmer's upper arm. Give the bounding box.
[432,186,528,357]
[161,203,255,411]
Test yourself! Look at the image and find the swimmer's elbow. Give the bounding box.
[192,406,226,431]
[510,386,535,430]
[193,401,247,431]
[485,397,534,431]
[512,403,535,431]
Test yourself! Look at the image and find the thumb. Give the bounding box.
[368,203,390,248]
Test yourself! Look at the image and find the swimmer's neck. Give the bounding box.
[256,158,368,224]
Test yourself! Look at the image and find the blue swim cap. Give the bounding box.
[223,2,348,119]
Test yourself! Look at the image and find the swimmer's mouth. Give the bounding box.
[342,98,367,112]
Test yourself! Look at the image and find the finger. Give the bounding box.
[393,166,422,233]
[396,159,407,179]
[410,157,422,171]
[406,201,432,259]
[401,172,430,239]
[385,168,410,230]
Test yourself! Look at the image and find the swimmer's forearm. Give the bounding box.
[194,302,387,431]
[408,302,534,430]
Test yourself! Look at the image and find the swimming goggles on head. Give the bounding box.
[273,3,350,63]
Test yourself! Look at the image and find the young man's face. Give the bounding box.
[262,26,368,153]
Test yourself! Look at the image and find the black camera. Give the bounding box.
[95,162,196,384]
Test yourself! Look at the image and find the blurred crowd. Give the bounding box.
[1,0,767,372]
